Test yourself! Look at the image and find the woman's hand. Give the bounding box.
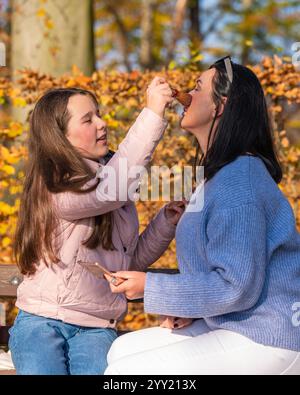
[164,200,187,225]
[159,316,194,330]
[104,271,146,300]
[146,76,173,119]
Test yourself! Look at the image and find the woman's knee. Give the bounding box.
[107,334,132,364]
[107,327,160,364]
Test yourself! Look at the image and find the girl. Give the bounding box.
[104,58,300,375]
[9,77,184,375]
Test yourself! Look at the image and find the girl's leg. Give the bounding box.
[9,310,69,375]
[107,319,210,365]
[105,326,300,375]
[67,327,117,375]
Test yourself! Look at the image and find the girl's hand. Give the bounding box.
[164,200,187,225]
[146,77,173,119]
[159,316,194,330]
[104,271,146,300]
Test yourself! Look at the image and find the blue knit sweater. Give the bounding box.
[144,155,300,351]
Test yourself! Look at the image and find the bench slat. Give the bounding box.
[0,265,22,297]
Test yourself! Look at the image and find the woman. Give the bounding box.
[104,58,300,375]
[9,77,185,375]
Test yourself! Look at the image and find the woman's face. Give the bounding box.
[180,68,217,134]
[66,94,109,159]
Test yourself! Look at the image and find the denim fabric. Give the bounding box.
[8,310,117,375]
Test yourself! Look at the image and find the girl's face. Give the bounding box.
[180,68,217,134]
[66,94,109,159]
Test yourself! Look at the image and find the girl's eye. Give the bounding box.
[85,119,92,123]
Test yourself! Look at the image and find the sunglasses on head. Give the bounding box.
[212,55,233,83]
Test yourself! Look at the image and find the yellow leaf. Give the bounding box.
[9,186,22,195]
[111,82,120,90]
[6,156,19,165]
[100,96,112,106]
[36,8,46,18]
[2,165,15,175]
[45,19,54,29]
[107,119,119,128]
[0,146,10,160]
[8,122,23,138]
[0,202,15,215]
[0,181,9,188]
[0,224,8,235]
[192,54,204,62]
[12,97,27,108]
[71,64,81,76]
[2,237,11,248]
[281,138,290,148]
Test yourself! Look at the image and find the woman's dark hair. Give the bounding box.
[194,61,282,184]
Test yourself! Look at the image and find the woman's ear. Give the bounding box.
[215,97,227,118]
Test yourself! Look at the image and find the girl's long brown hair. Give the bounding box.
[14,88,115,276]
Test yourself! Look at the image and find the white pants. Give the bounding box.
[105,320,300,375]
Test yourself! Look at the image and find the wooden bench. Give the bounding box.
[0,264,178,375]
[0,264,22,374]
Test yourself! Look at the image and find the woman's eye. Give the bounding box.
[85,119,92,123]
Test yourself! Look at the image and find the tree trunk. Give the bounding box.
[103,0,132,72]
[11,0,95,77]
[240,0,251,64]
[166,0,188,64]
[188,0,202,54]
[0,0,11,77]
[140,0,155,70]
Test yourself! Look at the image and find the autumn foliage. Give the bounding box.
[0,57,300,329]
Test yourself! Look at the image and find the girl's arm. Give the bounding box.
[129,206,176,271]
[53,107,168,220]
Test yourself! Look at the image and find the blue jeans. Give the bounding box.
[8,310,118,375]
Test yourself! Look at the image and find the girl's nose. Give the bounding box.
[96,117,107,129]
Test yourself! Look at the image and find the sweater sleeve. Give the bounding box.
[129,206,176,271]
[144,204,267,318]
[53,108,168,220]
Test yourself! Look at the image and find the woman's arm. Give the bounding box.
[110,204,267,318]
[144,204,267,317]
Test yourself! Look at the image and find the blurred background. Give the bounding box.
[0,0,300,331]
[1,1,300,72]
